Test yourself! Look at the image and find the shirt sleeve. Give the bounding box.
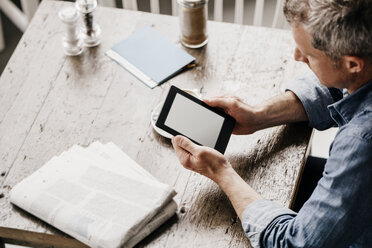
[241,131,372,248]
[241,199,296,247]
[286,72,343,130]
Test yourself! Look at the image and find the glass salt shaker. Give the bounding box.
[76,0,101,47]
[58,6,84,56]
[178,0,208,48]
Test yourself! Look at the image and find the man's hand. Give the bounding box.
[204,96,261,135]
[171,91,307,218]
[171,135,262,218]
[204,91,309,134]
[171,135,232,183]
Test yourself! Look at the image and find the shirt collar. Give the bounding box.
[328,80,372,127]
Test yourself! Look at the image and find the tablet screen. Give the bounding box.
[156,85,235,154]
[164,93,225,148]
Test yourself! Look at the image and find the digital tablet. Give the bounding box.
[156,85,235,154]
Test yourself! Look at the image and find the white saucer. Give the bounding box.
[151,89,202,139]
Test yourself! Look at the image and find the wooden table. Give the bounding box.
[0,1,312,247]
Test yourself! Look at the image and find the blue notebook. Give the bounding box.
[106,26,195,88]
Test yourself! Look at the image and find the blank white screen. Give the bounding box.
[164,94,224,148]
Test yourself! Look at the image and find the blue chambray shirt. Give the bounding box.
[241,72,372,248]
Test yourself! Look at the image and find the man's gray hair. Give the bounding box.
[284,0,372,63]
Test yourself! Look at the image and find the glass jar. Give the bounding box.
[178,0,208,48]
[58,6,84,56]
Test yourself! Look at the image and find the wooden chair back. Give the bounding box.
[98,0,287,28]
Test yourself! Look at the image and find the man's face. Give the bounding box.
[291,24,350,89]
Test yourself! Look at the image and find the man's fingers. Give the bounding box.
[203,96,228,109]
[204,96,239,111]
[172,135,199,155]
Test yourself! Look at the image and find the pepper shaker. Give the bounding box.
[178,0,208,48]
[58,6,84,56]
[76,0,101,47]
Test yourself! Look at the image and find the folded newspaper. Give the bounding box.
[10,141,177,248]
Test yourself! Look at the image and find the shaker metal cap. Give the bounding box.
[177,0,207,8]
[76,0,98,13]
[58,7,79,24]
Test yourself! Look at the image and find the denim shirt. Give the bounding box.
[241,73,372,248]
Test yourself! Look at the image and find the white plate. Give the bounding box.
[151,89,202,139]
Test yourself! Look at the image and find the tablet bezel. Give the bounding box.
[156,85,235,154]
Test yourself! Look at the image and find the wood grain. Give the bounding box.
[0,226,87,248]
[0,1,311,247]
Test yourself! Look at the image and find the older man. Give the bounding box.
[171,0,372,247]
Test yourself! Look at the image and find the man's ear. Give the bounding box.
[343,56,365,73]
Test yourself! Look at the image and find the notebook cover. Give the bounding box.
[107,26,195,88]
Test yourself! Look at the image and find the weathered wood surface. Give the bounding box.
[0,226,88,248]
[0,1,311,247]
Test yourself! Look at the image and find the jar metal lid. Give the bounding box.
[177,0,207,8]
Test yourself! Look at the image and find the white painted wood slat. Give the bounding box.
[234,0,244,24]
[171,0,177,16]
[0,0,28,32]
[150,0,160,13]
[97,0,116,8]
[272,0,286,28]
[253,0,264,26]
[122,0,138,10]
[214,0,223,22]
[20,0,39,21]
